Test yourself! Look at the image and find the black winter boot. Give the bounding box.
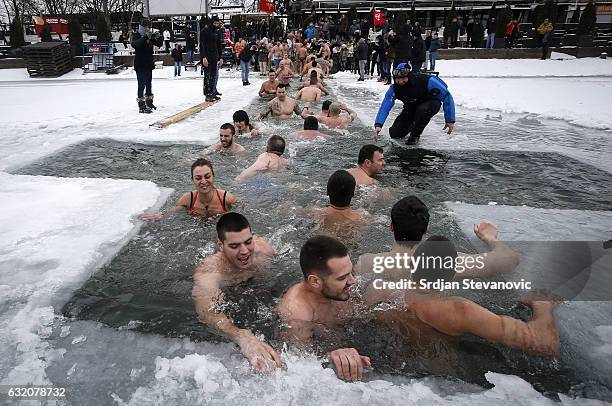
[145,94,156,110]
[138,97,152,114]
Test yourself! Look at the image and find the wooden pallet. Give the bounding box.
[150,100,219,128]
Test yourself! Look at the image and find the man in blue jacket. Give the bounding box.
[373,63,455,145]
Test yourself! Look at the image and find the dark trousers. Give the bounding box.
[542,43,550,59]
[136,70,153,98]
[389,100,442,139]
[203,58,218,96]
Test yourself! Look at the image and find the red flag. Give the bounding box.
[259,0,274,14]
[372,10,388,28]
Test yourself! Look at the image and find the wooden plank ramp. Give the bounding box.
[150,100,218,128]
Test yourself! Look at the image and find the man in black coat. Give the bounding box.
[471,19,484,48]
[391,23,414,69]
[200,16,224,102]
[410,33,426,72]
[131,18,164,113]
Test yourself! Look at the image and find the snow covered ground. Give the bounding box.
[1,59,611,404]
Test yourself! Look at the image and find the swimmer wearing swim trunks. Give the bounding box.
[193,213,283,372]
[205,123,247,154]
[347,144,385,186]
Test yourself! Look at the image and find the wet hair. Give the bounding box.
[268,69,276,75]
[267,135,286,155]
[390,196,430,245]
[304,116,319,130]
[327,170,356,207]
[412,235,457,284]
[191,158,215,178]
[220,122,236,135]
[357,144,384,165]
[329,102,341,115]
[309,70,318,78]
[232,110,250,126]
[277,84,287,90]
[309,76,318,85]
[300,235,349,278]
[216,212,251,241]
[322,100,332,111]
[312,60,317,67]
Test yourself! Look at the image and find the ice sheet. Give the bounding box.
[0,173,167,384]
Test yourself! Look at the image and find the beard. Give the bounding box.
[222,139,233,148]
[321,284,350,301]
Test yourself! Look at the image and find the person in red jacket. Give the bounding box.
[505,18,521,49]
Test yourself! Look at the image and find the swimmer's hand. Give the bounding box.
[237,332,283,373]
[328,348,371,382]
[473,222,498,243]
[373,126,382,141]
[141,213,163,221]
[443,122,455,135]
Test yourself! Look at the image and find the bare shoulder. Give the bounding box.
[254,236,275,255]
[176,191,192,207]
[278,283,315,322]
[218,189,237,206]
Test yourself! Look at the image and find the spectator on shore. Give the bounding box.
[171,43,183,77]
[429,32,441,71]
[505,18,520,49]
[537,19,554,60]
[471,19,484,48]
[486,17,497,48]
[410,31,426,72]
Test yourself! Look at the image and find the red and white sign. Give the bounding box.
[259,0,274,14]
[33,15,69,35]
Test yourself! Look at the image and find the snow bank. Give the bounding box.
[0,173,166,384]
[0,72,263,172]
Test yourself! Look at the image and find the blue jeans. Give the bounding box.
[240,60,249,82]
[486,33,495,48]
[429,51,438,70]
[174,61,181,76]
[429,51,438,71]
[186,50,193,63]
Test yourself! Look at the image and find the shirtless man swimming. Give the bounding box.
[295,77,323,102]
[275,60,293,86]
[193,213,283,372]
[311,170,370,233]
[292,116,330,140]
[205,123,246,154]
[260,84,304,119]
[318,102,357,129]
[279,234,559,382]
[236,135,289,181]
[258,70,279,98]
[296,43,308,74]
[347,144,385,186]
[297,73,329,96]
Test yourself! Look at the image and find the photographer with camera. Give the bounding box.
[131,18,164,114]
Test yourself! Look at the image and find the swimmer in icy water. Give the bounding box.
[193,212,282,372]
[346,144,385,186]
[235,135,289,181]
[291,116,330,140]
[204,123,247,154]
[372,62,456,145]
[313,170,370,224]
[141,158,236,221]
[259,84,307,119]
[278,235,560,382]
[316,102,357,129]
[233,109,259,137]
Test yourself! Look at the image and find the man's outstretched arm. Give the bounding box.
[193,270,282,371]
[416,298,560,356]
